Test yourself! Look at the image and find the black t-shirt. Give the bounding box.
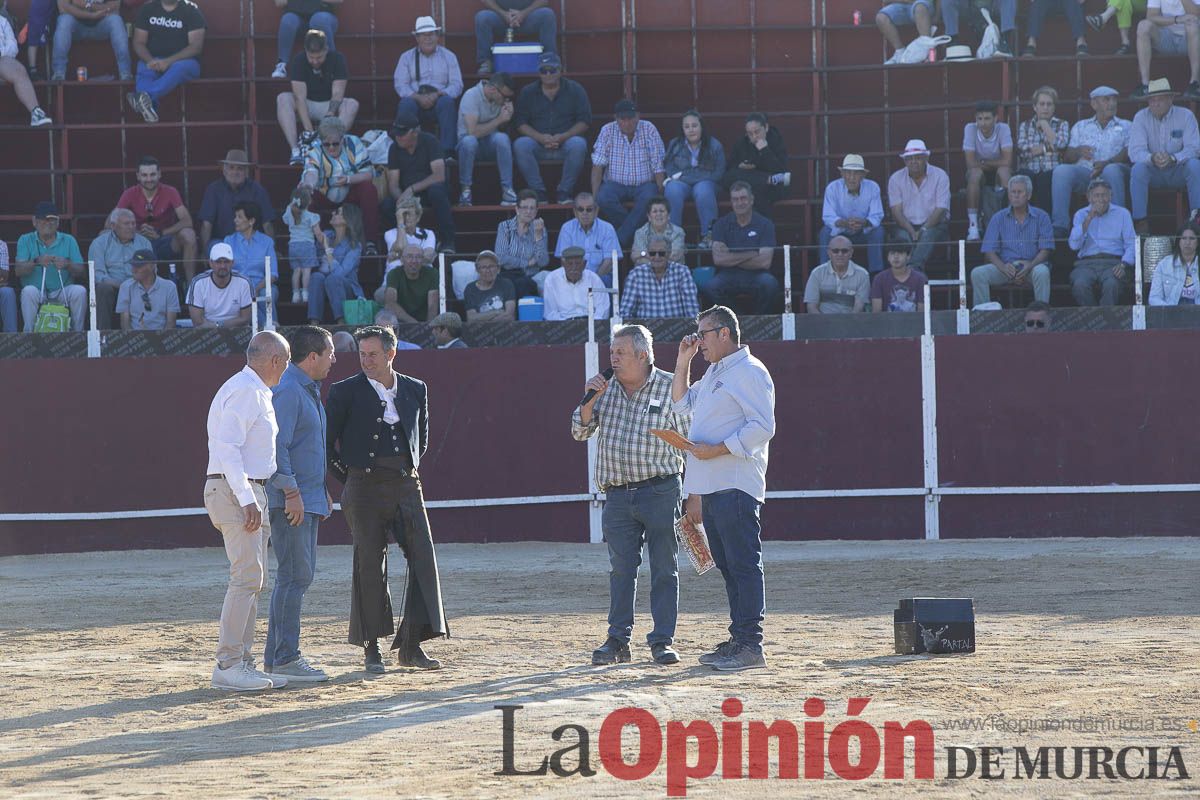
[289,50,348,103]
[387,131,442,189]
[135,0,207,60]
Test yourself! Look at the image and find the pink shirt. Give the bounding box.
[887,164,950,226]
[117,184,184,233]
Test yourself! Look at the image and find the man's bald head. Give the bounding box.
[246,331,291,387]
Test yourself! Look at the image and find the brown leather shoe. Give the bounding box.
[397,644,441,670]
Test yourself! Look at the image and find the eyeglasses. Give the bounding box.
[829,248,852,254]
[322,139,343,148]
[647,250,667,257]
[575,206,596,213]
[696,325,726,337]
[1025,319,1047,328]
[538,67,560,75]
[141,291,152,312]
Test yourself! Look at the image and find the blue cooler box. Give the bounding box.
[492,43,543,75]
[518,297,544,320]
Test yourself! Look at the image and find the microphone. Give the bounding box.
[580,367,614,406]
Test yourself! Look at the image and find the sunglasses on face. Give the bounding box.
[830,248,852,254]
[1025,319,1046,328]
[647,250,667,257]
[539,67,560,75]
[575,206,596,213]
[323,139,343,148]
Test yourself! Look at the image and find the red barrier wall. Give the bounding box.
[1,332,1197,555]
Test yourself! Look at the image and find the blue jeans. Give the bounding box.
[278,11,338,64]
[1050,162,1129,230]
[1028,0,1085,38]
[603,475,681,646]
[52,14,131,79]
[0,286,16,332]
[397,94,458,155]
[513,135,588,196]
[308,268,363,321]
[819,224,885,272]
[895,221,948,271]
[704,267,781,314]
[664,179,719,236]
[597,180,659,248]
[474,7,558,63]
[457,131,514,189]
[264,509,319,668]
[1130,159,1200,220]
[701,489,765,650]
[941,0,1016,35]
[135,58,201,106]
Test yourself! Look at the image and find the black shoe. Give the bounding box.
[1114,43,1132,56]
[591,636,631,665]
[27,65,45,82]
[1186,81,1200,100]
[1131,83,1149,100]
[697,639,737,665]
[438,243,456,255]
[1086,13,1105,31]
[650,643,680,665]
[397,643,442,670]
[535,189,549,204]
[364,640,385,674]
[364,241,379,257]
[556,191,572,205]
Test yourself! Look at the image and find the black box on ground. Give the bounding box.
[894,597,975,654]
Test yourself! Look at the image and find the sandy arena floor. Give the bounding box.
[1,538,1198,798]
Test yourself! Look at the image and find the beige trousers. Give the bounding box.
[204,478,270,669]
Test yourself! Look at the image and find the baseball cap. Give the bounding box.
[538,52,561,70]
[391,111,420,135]
[614,99,638,118]
[131,249,156,265]
[209,242,234,261]
[34,200,59,219]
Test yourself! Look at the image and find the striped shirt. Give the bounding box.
[572,367,689,491]
[494,217,549,276]
[302,134,371,204]
[619,261,700,319]
[591,119,666,187]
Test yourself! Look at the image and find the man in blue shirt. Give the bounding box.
[198,150,277,253]
[223,201,280,323]
[820,154,885,272]
[970,174,1054,305]
[706,181,780,315]
[1068,177,1136,305]
[1128,79,1200,232]
[265,325,335,682]
[554,192,620,285]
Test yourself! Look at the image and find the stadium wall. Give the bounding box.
[2,330,1198,556]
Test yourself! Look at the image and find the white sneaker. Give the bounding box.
[966,223,981,241]
[212,662,273,691]
[271,656,330,682]
[30,107,52,127]
[300,288,308,302]
[246,665,287,688]
[272,61,288,79]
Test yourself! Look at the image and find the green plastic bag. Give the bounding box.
[342,298,378,325]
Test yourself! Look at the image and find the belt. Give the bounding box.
[1079,254,1124,261]
[207,473,266,486]
[607,474,678,492]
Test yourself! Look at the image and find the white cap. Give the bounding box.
[209,242,234,261]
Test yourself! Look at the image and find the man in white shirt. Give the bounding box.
[1132,0,1200,99]
[187,242,254,328]
[543,246,610,320]
[204,330,295,691]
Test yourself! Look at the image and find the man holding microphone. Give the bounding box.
[672,306,776,672]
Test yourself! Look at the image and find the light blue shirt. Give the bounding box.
[1068,203,1136,264]
[224,231,280,289]
[1066,115,1130,171]
[821,177,884,235]
[555,218,620,275]
[673,346,775,503]
[267,363,330,515]
[1129,105,1200,165]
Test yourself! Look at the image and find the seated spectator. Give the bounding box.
[222,201,280,321]
[430,311,467,348]
[877,0,937,64]
[130,0,206,123]
[1051,86,1130,238]
[662,109,725,246]
[1068,177,1136,305]
[1129,79,1200,232]
[52,0,132,82]
[1132,2,1200,99]
[117,155,199,278]
[722,112,790,217]
[1016,86,1070,215]
[457,71,517,206]
[301,116,380,253]
[116,249,180,330]
[1023,0,1088,56]
[619,235,700,319]
[186,242,253,327]
[820,153,884,273]
[494,188,548,297]
[384,243,439,323]
[393,16,462,159]
[888,139,950,271]
[89,208,153,329]
[1086,0,1144,54]
[1,13,53,127]
[272,0,339,79]
[15,201,86,332]
[631,196,685,266]
[803,235,870,314]
[381,196,437,300]
[971,175,1054,306]
[543,246,609,320]
[871,239,928,312]
[512,53,591,204]
[1023,300,1052,331]
[198,150,277,254]
[0,241,16,332]
[386,111,456,253]
[475,0,558,74]
[307,204,364,324]
[1148,221,1200,304]
[555,191,619,285]
[942,0,1016,56]
[278,29,358,166]
[707,181,780,315]
[372,307,422,349]
[463,250,516,322]
[591,99,665,249]
[964,101,1013,242]
[332,329,356,351]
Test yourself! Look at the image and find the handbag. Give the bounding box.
[33,267,71,333]
[342,298,378,325]
[976,8,1000,59]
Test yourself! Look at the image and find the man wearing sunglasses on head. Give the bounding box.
[512,52,591,205]
[116,249,180,330]
[300,116,381,253]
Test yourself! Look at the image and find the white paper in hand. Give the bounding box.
[675,516,715,575]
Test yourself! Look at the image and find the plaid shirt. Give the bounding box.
[572,367,689,491]
[1016,117,1069,174]
[591,120,666,187]
[619,261,700,319]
